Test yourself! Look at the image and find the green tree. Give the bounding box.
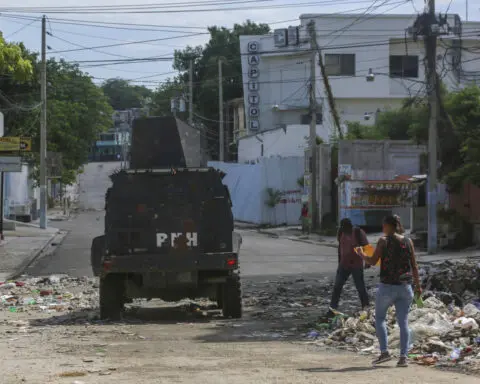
[149,78,184,116]
[46,59,113,184]
[151,20,270,158]
[101,78,153,110]
[1,54,113,185]
[0,43,38,138]
[440,86,480,190]
[347,86,480,191]
[0,35,33,81]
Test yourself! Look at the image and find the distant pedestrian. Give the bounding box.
[325,218,370,318]
[360,214,421,368]
[300,203,310,235]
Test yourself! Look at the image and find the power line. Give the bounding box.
[0,1,391,14]
[0,3,410,33]
[0,13,208,32]
[4,17,39,38]
[49,33,136,60]
[48,33,209,54]
[0,0,274,11]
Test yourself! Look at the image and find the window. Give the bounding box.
[389,55,419,78]
[301,113,323,125]
[324,54,355,76]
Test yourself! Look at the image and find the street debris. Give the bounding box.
[0,275,98,315]
[303,261,480,374]
[0,260,478,376]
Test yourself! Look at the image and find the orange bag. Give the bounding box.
[355,244,380,266]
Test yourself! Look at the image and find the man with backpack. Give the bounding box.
[326,218,370,317]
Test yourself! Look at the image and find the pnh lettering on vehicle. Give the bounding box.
[156,232,198,247]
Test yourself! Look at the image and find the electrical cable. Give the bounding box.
[0,1,394,14]
[48,33,209,54]
[3,17,39,38]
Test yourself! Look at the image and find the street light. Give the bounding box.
[366,68,375,82]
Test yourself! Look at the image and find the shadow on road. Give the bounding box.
[299,366,392,373]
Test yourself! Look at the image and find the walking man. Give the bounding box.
[326,218,370,317]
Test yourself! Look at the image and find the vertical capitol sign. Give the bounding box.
[247,41,260,131]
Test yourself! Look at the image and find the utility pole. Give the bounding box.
[309,50,318,232]
[188,60,193,126]
[39,15,47,230]
[425,0,438,254]
[307,20,342,140]
[410,1,441,253]
[218,59,224,162]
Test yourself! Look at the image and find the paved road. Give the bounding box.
[29,159,341,279]
[27,211,104,277]
[14,162,477,383]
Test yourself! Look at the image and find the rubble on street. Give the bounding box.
[0,275,98,316]
[0,260,478,376]
[303,260,480,374]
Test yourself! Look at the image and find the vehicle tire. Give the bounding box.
[216,284,224,309]
[91,236,105,277]
[99,274,125,321]
[222,276,242,319]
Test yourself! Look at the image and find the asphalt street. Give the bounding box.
[28,160,341,280]
[9,161,476,383]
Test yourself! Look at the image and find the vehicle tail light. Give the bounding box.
[226,257,237,268]
[137,204,146,213]
[103,260,113,271]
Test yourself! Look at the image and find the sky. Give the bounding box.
[0,0,477,90]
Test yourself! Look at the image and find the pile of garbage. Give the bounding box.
[307,296,480,371]
[419,260,480,307]
[0,275,98,314]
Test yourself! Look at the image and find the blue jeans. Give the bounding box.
[375,283,414,357]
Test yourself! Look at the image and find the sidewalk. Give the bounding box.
[254,225,480,264]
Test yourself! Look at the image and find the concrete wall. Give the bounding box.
[449,183,480,224]
[208,157,304,225]
[338,140,426,175]
[237,124,331,163]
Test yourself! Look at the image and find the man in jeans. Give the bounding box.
[327,218,370,317]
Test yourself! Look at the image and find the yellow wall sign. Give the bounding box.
[0,137,32,151]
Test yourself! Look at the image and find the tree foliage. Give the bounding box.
[0,38,113,185]
[346,85,480,191]
[150,20,270,159]
[45,59,113,183]
[0,35,33,81]
[149,78,183,117]
[101,78,153,110]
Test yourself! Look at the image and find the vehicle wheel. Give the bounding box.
[222,276,242,319]
[91,236,105,277]
[216,284,224,309]
[100,274,125,320]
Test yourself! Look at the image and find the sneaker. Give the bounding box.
[372,352,392,366]
[328,307,346,316]
[397,357,408,367]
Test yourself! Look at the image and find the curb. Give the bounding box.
[257,230,279,238]
[288,237,337,248]
[7,230,68,280]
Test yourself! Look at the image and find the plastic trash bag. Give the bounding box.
[453,317,479,330]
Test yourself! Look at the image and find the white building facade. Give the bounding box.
[238,13,480,163]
